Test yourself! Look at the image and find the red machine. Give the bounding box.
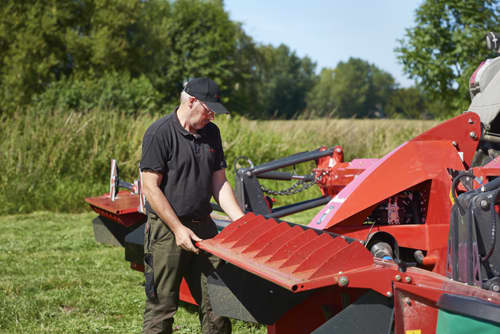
[86,33,500,333]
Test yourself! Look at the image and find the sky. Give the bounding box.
[224,1,424,88]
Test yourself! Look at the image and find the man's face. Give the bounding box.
[190,98,215,130]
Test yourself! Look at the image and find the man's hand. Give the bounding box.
[173,225,202,254]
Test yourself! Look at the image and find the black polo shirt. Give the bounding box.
[140,110,227,219]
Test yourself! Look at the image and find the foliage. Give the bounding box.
[0,212,266,333]
[152,0,242,105]
[306,58,396,118]
[0,0,165,113]
[0,110,437,215]
[385,87,428,119]
[32,72,164,116]
[396,0,500,117]
[0,1,447,119]
[252,44,317,119]
[303,68,337,118]
[224,23,263,118]
[0,0,252,115]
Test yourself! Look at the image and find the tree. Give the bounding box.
[0,0,251,115]
[252,44,317,118]
[224,23,263,117]
[156,0,241,105]
[396,0,500,118]
[306,58,395,118]
[385,87,428,119]
[0,0,169,112]
[304,68,337,118]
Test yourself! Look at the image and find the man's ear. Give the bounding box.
[188,97,196,109]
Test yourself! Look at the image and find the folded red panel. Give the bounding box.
[198,213,374,292]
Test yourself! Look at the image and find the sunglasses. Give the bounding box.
[196,99,214,116]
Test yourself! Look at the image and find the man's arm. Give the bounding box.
[142,170,201,253]
[212,169,245,221]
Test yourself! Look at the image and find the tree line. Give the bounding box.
[1,0,499,119]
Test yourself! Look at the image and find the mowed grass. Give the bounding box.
[0,212,266,334]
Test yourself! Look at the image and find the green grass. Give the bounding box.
[0,109,438,215]
[0,212,266,334]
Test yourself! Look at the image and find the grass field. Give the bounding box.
[0,109,438,215]
[0,111,439,332]
[0,210,319,333]
[0,211,273,334]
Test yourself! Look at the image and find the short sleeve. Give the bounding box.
[140,128,169,173]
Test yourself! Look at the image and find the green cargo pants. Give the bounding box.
[142,213,231,334]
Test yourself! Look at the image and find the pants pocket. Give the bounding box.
[144,252,157,301]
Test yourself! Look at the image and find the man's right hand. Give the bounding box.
[173,225,202,254]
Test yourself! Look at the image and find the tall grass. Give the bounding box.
[0,109,438,215]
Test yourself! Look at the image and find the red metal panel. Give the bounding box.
[412,112,480,166]
[85,191,145,227]
[291,237,350,274]
[253,225,305,258]
[198,215,374,292]
[267,228,319,263]
[85,190,141,215]
[279,233,337,269]
[310,140,465,231]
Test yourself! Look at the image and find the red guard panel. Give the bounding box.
[198,213,374,293]
[85,191,145,227]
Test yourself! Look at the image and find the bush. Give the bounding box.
[31,72,165,116]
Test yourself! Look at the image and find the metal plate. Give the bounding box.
[198,213,373,292]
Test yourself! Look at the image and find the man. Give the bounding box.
[140,77,245,334]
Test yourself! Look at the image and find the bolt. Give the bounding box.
[404,297,412,305]
[386,291,393,297]
[480,200,490,210]
[493,285,500,292]
[336,147,342,153]
[246,171,252,177]
[405,276,412,283]
[338,276,349,287]
[452,141,458,147]
[468,118,474,124]
[470,131,477,140]
[395,274,402,281]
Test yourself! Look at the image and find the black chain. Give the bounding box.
[260,175,317,196]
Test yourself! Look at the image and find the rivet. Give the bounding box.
[468,118,474,124]
[452,141,458,147]
[338,276,349,287]
[480,200,490,210]
[386,291,393,297]
[336,148,342,153]
[395,274,402,281]
[404,297,411,305]
[493,285,500,292]
[405,276,412,283]
[470,131,477,140]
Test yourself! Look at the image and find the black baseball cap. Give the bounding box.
[183,77,229,114]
